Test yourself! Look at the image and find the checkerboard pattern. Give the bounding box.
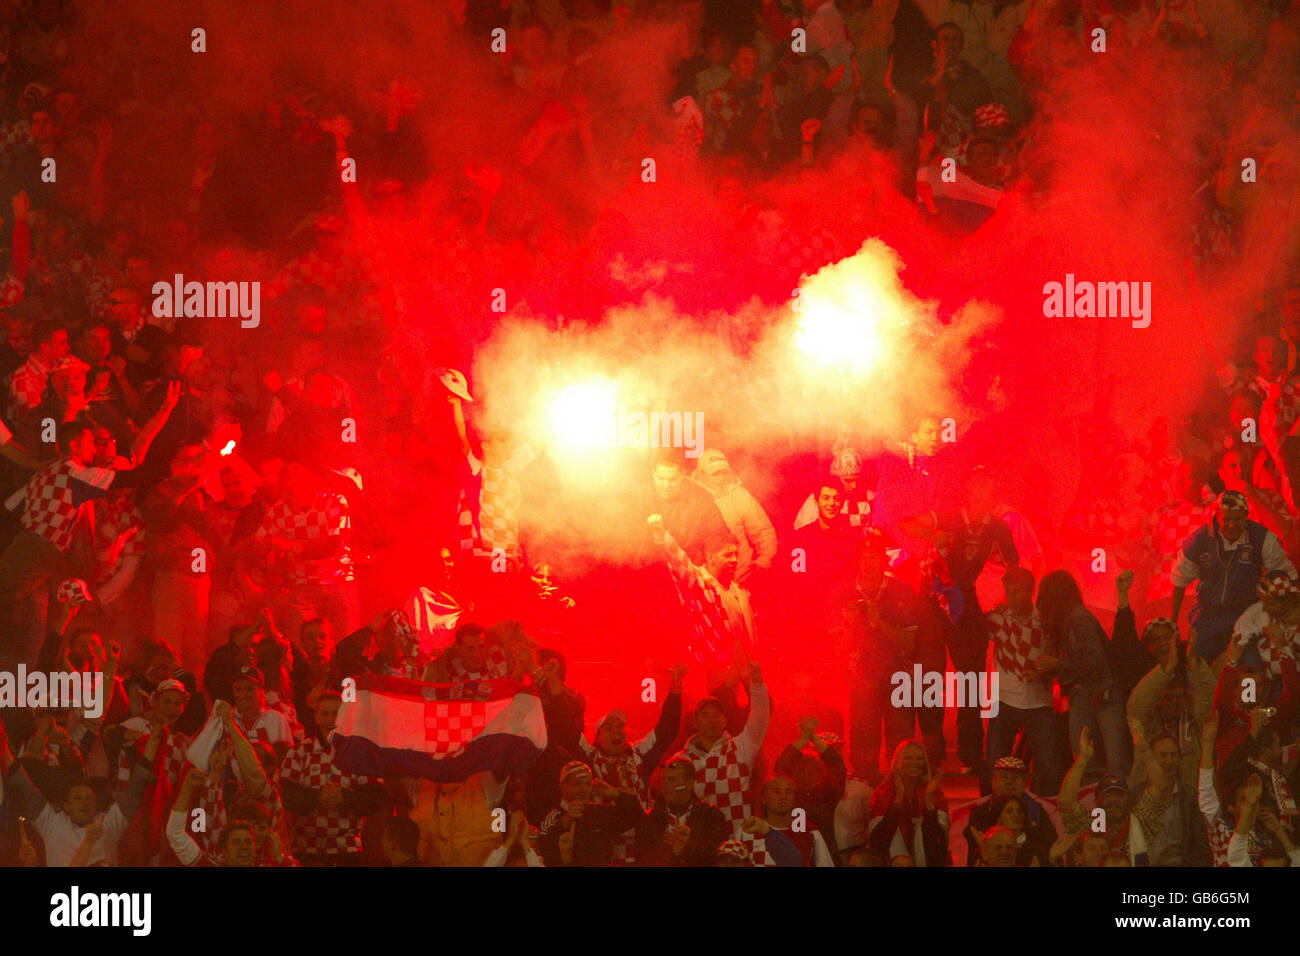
[94,493,145,582]
[423,697,494,757]
[254,491,354,586]
[676,737,752,828]
[986,607,1047,682]
[21,460,116,553]
[1145,500,1213,603]
[477,464,522,560]
[118,728,190,791]
[9,356,47,416]
[280,736,371,855]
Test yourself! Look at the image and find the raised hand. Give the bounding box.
[1202,709,1219,743]
[1077,725,1095,763]
[796,715,819,743]
[162,379,183,413]
[1128,716,1148,749]
[669,662,687,691]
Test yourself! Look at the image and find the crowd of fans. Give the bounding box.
[0,0,1297,867]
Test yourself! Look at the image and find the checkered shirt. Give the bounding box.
[986,606,1047,682]
[9,354,49,415]
[254,491,354,587]
[703,87,743,151]
[118,728,190,791]
[93,493,145,585]
[477,464,521,560]
[659,530,755,668]
[1146,500,1214,603]
[280,735,372,856]
[19,459,116,553]
[1205,813,1261,867]
[677,735,753,827]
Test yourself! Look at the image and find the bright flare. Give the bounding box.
[793,238,908,374]
[547,380,618,455]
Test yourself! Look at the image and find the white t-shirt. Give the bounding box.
[34,802,130,867]
[235,708,293,747]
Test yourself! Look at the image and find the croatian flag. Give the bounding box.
[333,674,547,781]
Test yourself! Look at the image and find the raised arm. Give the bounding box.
[167,768,209,866]
[1059,726,1094,817]
[1129,717,1170,801]
[1198,710,1221,821]
[736,663,771,767]
[215,700,267,793]
[129,380,182,468]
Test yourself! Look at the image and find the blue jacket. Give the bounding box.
[1181,519,1269,614]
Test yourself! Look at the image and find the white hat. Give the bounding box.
[436,367,473,402]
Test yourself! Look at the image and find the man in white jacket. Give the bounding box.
[692,448,777,587]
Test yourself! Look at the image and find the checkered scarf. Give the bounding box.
[986,606,1047,682]
[1254,627,1295,677]
[1249,758,1298,816]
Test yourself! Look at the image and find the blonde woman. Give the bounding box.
[866,739,950,866]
